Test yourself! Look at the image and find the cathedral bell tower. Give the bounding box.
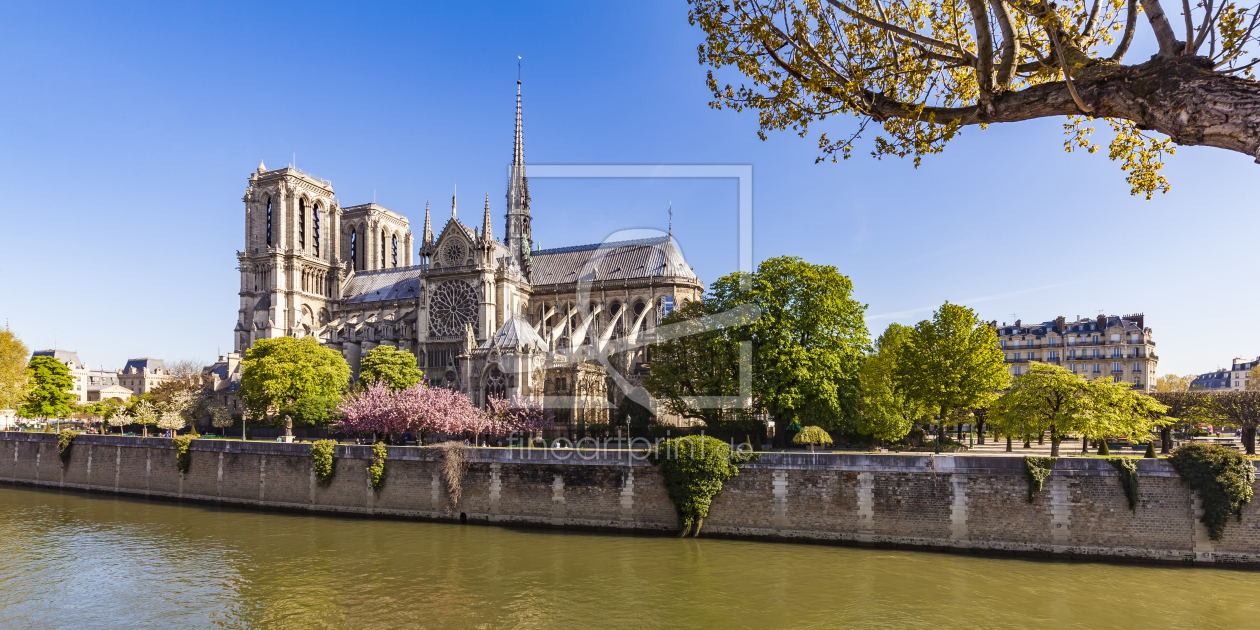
[504,80,532,276]
[235,161,343,353]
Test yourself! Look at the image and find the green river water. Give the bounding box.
[0,484,1255,629]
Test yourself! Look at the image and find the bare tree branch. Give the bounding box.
[1140,0,1185,56]
[1110,0,1139,61]
[825,0,977,61]
[993,0,1022,87]
[1082,0,1104,40]
[967,0,997,101]
[1182,0,1197,53]
[1192,0,1216,53]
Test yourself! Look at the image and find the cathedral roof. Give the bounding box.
[530,236,698,286]
[483,314,548,352]
[341,267,424,304]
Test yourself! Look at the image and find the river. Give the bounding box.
[0,484,1254,629]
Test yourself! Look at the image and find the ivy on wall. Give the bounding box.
[1024,456,1056,503]
[1106,457,1139,512]
[648,435,756,537]
[367,442,388,492]
[56,430,80,464]
[173,435,193,474]
[1169,443,1255,541]
[311,440,336,487]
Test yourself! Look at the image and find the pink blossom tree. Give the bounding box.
[334,380,413,439]
[406,385,483,444]
[485,395,554,437]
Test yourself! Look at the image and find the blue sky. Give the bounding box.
[0,1,1255,377]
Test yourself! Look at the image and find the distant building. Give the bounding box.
[995,313,1158,391]
[118,358,173,395]
[31,349,95,404]
[1191,356,1260,392]
[202,353,244,415]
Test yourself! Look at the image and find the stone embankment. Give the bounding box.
[3,432,1257,566]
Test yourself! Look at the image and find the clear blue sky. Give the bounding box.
[1,0,1255,377]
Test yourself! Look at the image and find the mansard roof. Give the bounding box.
[341,267,424,305]
[530,236,698,286]
[32,349,84,369]
[122,358,167,374]
[482,314,548,352]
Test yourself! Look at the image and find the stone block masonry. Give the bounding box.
[4,433,1259,567]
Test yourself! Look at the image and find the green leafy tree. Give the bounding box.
[1209,391,1260,455]
[20,356,75,419]
[689,0,1260,198]
[358,345,423,390]
[641,300,743,427]
[1151,390,1210,453]
[238,336,351,427]
[1081,377,1169,452]
[857,323,925,442]
[793,425,834,452]
[0,327,31,410]
[709,256,869,445]
[894,302,1009,442]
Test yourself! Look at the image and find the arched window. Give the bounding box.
[298,199,306,250]
[634,300,647,331]
[392,234,398,267]
[485,366,507,402]
[350,230,358,271]
[380,229,386,268]
[265,197,272,246]
[313,204,321,257]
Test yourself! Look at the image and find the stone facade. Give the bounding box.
[996,314,1158,391]
[30,349,132,404]
[117,358,172,396]
[5,432,1259,566]
[232,82,703,428]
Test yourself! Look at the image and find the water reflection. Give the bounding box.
[0,485,1254,629]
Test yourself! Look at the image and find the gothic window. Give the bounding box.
[299,199,306,250]
[634,300,647,331]
[380,229,386,268]
[265,197,272,246]
[392,234,398,267]
[428,280,478,338]
[313,204,321,257]
[350,230,358,271]
[485,366,507,401]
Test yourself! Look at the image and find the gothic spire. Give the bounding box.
[482,192,493,242]
[505,79,532,271]
[451,187,457,220]
[423,201,432,244]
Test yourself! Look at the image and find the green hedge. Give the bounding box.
[648,435,755,537]
[311,440,336,487]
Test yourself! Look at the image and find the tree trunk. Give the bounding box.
[1050,426,1060,457]
[957,422,963,441]
[1161,425,1172,454]
[1006,436,1012,452]
[977,421,986,445]
[1245,426,1257,456]
[1037,431,1044,446]
[773,416,787,449]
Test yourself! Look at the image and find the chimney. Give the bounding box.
[1096,314,1106,329]
[1014,319,1021,328]
[1055,316,1066,333]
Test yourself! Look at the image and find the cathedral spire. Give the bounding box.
[483,192,493,242]
[423,201,432,244]
[451,186,457,219]
[504,78,532,271]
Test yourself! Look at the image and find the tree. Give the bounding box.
[0,327,31,411]
[1157,373,1197,392]
[20,356,75,419]
[167,359,205,380]
[1151,390,1210,453]
[238,336,351,427]
[709,256,870,446]
[991,363,1092,456]
[107,409,131,434]
[335,380,415,438]
[894,302,1009,442]
[690,0,1260,198]
[641,300,744,427]
[485,396,556,436]
[1085,377,1169,451]
[131,399,158,438]
[1210,391,1260,454]
[358,345,423,390]
[208,404,234,431]
[857,323,926,441]
[793,425,834,452]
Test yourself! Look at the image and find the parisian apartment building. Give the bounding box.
[1190,356,1260,391]
[995,313,1158,391]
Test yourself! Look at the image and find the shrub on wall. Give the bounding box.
[648,435,756,537]
[367,442,387,492]
[1169,443,1255,541]
[433,441,469,513]
[173,435,193,474]
[1024,456,1056,502]
[56,429,81,464]
[1106,457,1140,512]
[311,440,336,487]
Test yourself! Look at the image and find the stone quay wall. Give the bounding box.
[3,432,1259,567]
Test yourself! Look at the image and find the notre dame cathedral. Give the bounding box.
[232,81,703,430]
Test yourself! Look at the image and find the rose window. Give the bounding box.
[429,280,478,338]
[442,240,468,266]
